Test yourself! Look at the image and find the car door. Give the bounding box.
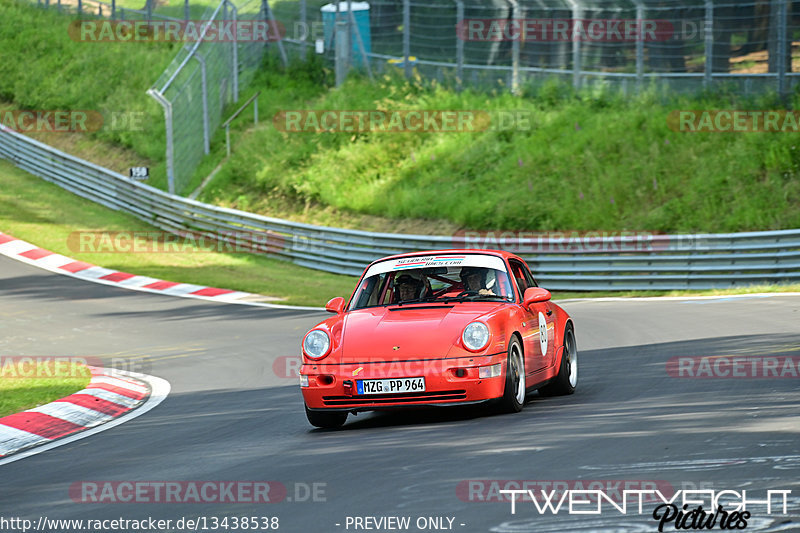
[509,259,555,375]
[509,259,549,376]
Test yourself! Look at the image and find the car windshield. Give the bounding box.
[349,256,516,310]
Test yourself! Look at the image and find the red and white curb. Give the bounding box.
[0,232,256,304]
[0,231,323,310]
[0,366,170,465]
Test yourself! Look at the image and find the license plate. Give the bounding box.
[356,377,425,395]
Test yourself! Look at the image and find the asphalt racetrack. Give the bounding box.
[1,254,799,532]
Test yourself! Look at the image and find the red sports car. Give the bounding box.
[300,250,577,428]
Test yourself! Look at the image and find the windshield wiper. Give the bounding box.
[442,294,511,304]
[393,296,438,306]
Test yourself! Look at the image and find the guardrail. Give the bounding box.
[1,127,798,291]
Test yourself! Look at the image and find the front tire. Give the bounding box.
[305,406,347,429]
[539,324,577,396]
[498,336,525,413]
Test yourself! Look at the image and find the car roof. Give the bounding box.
[365,249,523,269]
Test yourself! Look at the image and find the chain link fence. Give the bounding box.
[27,0,800,198]
[147,0,286,194]
[275,0,798,96]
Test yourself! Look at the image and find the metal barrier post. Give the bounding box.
[184,0,189,20]
[111,0,115,18]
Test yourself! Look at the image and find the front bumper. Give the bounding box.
[300,352,507,411]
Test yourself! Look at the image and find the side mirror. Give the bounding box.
[523,287,551,308]
[325,296,345,314]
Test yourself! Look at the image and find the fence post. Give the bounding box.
[194,53,210,156]
[403,0,411,79]
[777,0,787,98]
[454,0,463,91]
[77,0,82,16]
[227,0,239,102]
[184,0,190,20]
[350,9,373,78]
[300,0,306,40]
[704,0,713,88]
[146,0,151,20]
[335,18,348,86]
[566,0,582,89]
[509,0,520,95]
[111,0,115,18]
[147,90,176,195]
[264,0,288,66]
[634,0,644,91]
[346,0,353,71]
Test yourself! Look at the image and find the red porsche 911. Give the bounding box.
[300,250,577,428]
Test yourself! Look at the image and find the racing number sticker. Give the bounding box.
[538,311,548,356]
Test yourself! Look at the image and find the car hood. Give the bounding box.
[339,303,504,362]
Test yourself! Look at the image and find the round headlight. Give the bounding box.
[303,330,331,359]
[462,322,490,352]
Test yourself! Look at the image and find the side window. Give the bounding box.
[509,260,536,298]
[521,263,538,289]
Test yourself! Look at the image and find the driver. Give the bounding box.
[459,267,495,296]
[394,273,425,302]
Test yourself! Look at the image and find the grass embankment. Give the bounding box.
[206,63,800,234]
[0,362,91,418]
[0,159,357,306]
[0,0,175,177]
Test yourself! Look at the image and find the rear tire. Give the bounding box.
[498,336,525,413]
[539,324,577,397]
[305,405,347,429]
